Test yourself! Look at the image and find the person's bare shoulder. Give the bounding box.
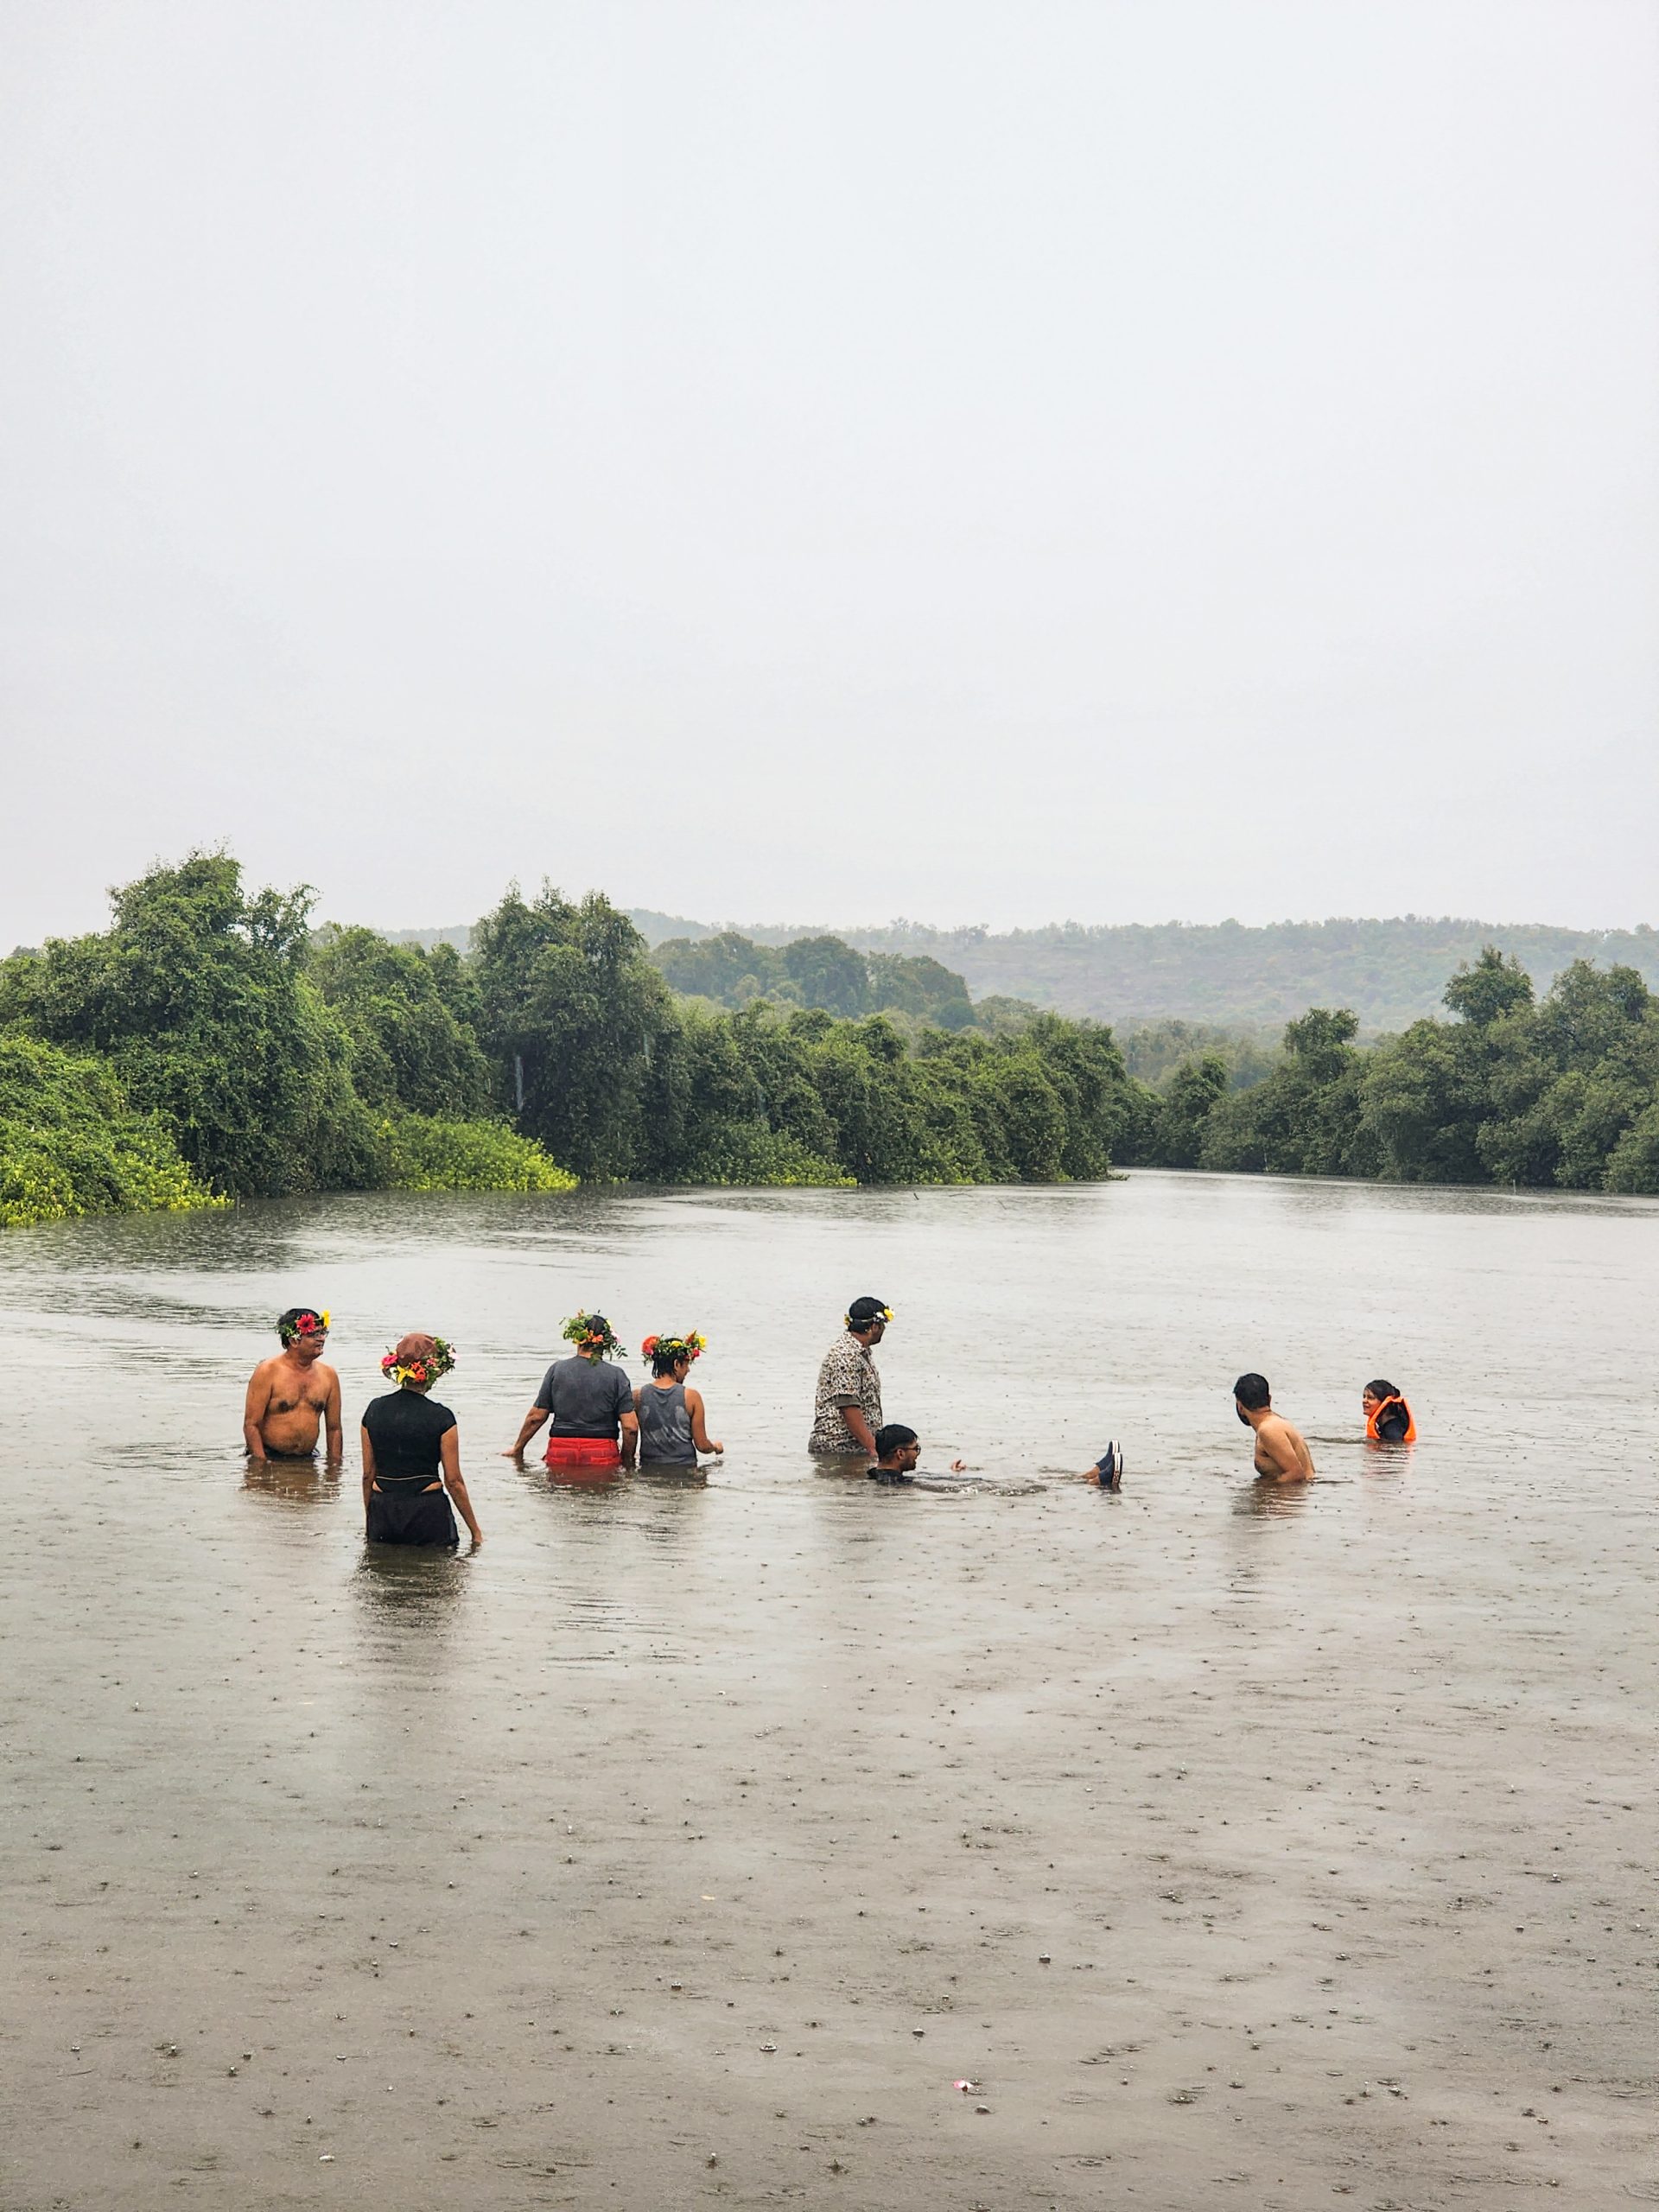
[1281,1417,1315,1473]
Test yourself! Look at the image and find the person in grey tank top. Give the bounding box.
[632,1331,722,1466]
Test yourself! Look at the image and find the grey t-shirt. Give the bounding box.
[535,1354,633,1439]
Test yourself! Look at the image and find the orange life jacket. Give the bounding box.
[1365,1394,1416,1444]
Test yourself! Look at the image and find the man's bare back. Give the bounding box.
[1233,1373,1315,1483]
[245,1309,343,1461]
[1251,1408,1315,1482]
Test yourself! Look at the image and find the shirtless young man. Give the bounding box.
[244,1307,343,1463]
[1233,1371,1315,1482]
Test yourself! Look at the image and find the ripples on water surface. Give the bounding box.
[4,1174,1656,2209]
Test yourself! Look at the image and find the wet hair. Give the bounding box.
[1363,1379,1399,1402]
[277,1306,327,1344]
[874,1423,918,1460]
[1233,1372,1271,1411]
[650,1342,690,1376]
[847,1295,891,1332]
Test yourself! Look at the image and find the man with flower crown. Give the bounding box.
[243,1306,342,1462]
[502,1311,640,1471]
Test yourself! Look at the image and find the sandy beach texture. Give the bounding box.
[4,1176,1656,2208]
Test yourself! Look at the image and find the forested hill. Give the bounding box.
[625,913,1659,1033]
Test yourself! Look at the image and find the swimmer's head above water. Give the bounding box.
[1363,1379,1415,1442]
[1233,1372,1271,1421]
[871,1422,919,1472]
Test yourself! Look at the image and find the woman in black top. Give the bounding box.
[361,1333,483,1548]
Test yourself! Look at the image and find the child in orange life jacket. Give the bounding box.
[1362,1380,1416,1444]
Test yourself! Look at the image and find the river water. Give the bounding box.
[4,1173,1656,2209]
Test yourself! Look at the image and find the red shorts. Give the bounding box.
[543,1436,621,1470]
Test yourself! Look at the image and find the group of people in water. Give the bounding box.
[241,1294,1418,1548]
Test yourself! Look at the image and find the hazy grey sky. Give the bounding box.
[3,1,1655,945]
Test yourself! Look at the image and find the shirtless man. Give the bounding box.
[244,1306,343,1462]
[1233,1371,1315,1482]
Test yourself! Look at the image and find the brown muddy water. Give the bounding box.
[3,1173,1656,2210]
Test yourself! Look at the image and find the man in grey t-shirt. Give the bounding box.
[505,1324,639,1468]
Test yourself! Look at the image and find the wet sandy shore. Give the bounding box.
[4,1179,1657,2208]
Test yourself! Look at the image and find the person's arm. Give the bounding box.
[823,1341,875,1455]
[440,1426,482,1544]
[837,1404,876,1456]
[243,1367,272,1461]
[683,1387,722,1456]
[618,1411,639,1470]
[323,1367,343,1461]
[360,1425,376,1525]
[503,1403,550,1460]
[1258,1421,1310,1480]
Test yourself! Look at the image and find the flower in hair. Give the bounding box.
[279,1307,331,1344]
[380,1337,456,1388]
[641,1329,707,1363]
[562,1311,621,1359]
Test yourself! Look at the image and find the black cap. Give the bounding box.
[847,1295,891,1328]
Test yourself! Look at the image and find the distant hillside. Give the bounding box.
[381,925,472,952]
[633,914,1659,1033]
[373,913,1659,1036]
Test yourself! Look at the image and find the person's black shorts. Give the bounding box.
[366,1488,459,1546]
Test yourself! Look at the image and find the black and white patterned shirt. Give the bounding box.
[808,1331,882,1454]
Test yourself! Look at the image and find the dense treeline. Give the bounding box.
[0,855,1140,1223]
[467,885,1135,1184]
[1125,950,1659,1192]
[627,909,1659,1034]
[649,930,979,1031]
[1113,1019,1277,1094]
[5,858,1656,1230]
[0,857,571,1224]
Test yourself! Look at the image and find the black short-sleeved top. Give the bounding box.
[363,1390,456,1490]
[534,1355,634,1440]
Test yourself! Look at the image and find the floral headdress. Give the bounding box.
[562,1311,621,1360]
[844,1301,893,1330]
[380,1338,456,1389]
[642,1330,707,1366]
[278,1308,330,1344]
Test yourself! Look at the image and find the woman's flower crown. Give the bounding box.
[278,1308,330,1344]
[562,1311,620,1359]
[380,1338,456,1389]
[642,1330,707,1364]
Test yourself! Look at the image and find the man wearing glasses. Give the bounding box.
[244,1306,342,1463]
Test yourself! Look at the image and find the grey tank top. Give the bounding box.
[637,1381,696,1465]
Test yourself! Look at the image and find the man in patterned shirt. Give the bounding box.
[808,1295,891,1457]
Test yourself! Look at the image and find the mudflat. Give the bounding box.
[5,1177,1656,2208]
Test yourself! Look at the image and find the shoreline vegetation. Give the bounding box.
[3,853,1658,1230]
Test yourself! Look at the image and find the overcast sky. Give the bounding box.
[3,1,1655,946]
